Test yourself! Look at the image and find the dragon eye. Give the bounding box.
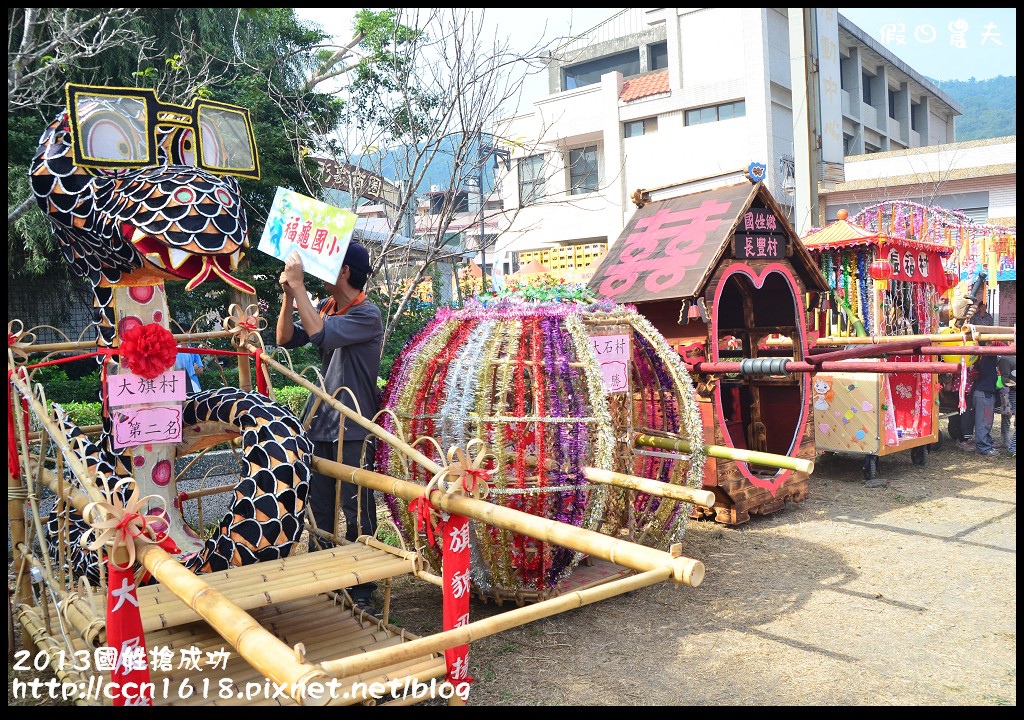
[80,108,148,163]
[176,128,197,167]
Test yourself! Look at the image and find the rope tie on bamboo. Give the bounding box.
[80,478,180,571]
[408,474,442,547]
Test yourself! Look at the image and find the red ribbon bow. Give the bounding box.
[408,495,438,547]
[461,468,489,496]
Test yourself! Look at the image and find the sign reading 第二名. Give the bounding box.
[257,187,358,284]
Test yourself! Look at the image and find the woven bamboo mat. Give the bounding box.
[47,594,446,706]
[112,543,416,633]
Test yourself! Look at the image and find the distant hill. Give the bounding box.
[933,75,1016,142]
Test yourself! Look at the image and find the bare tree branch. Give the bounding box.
[8,9,153,115]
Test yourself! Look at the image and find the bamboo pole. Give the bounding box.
[501,452,715,507]
[321,567,669,681]
[634,433,815,474]
[920,345,1015,356]
[8,443,32,651]
[814,331,1015,346]
[582,468,716,508]
[238,351,253,392]
[12,605,94,706]
[29,424,103,441]
[315,457,703,587]
[806,338,928,364]
[14,542,105,647]
[255,350,442,474]
[686,359,959,374]
[178,481,237,501]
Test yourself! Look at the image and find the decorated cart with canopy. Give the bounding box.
[584,176,826,525]
[801,208,957,479]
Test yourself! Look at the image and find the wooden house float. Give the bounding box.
[587,176,829,525]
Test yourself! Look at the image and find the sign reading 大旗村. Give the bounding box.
[257,187,358,284]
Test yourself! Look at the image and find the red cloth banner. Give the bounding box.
[436,513,473,699]
[105,562,153,705]
[881,244,948,290]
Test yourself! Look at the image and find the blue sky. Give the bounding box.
[838,8,1015,82]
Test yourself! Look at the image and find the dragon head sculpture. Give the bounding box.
[29,84,259,295]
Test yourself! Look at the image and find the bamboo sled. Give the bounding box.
[8,349,705,707]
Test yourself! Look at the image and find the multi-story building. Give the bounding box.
[487,7,965,279]
[818,134,1016,323]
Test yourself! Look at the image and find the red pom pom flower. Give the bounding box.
[119,323,179,379]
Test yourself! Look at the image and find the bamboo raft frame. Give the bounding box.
[8,324,707,706]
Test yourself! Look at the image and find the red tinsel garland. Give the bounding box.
[119,323,178,379]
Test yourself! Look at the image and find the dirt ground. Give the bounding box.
[9,426,1016,706]
[385,427,1017,706]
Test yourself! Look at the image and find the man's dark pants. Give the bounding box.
[308,439,378,604]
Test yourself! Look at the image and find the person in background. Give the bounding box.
[175,345,204,395]
[276,242,383,616]
[963,348,999,456]
[972,298,994,327]
[997,354,1015,454]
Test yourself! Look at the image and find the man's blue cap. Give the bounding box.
[344,241,373,274]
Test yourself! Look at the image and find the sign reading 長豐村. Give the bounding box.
[257,187,358,284]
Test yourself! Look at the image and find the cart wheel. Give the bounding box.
[862,454,879,481]
[911,445,928,466]
[948,414,964,443]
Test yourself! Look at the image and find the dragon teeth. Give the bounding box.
[167,247,191,269]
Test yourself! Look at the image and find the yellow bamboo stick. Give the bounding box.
[583,468,716,507]
[634,433,814,474]
[15,543,105,647]
[321,567,669,680]
[499,452,714,507]
[254,350,442,474]
[13,330,233,356]
[316,457,703,586]
[12,605,95,706]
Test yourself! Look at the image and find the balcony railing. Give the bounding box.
[554,8,645,55]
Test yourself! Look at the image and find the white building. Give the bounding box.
[488,8,965,278]
[819,135,1016,226]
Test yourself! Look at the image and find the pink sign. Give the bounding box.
[112,405,183,448]
[589,334,631,393]
[107,371,186,407]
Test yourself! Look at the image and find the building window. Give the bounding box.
[648,41,668,71]
[864,142,881,154]
[518,154,545,206]
[862,72,873,105]
[568,145,599,195]
[685,100,745,126]
[910,101,922,131]
[623,117,658,138]
[888,88,897,119]
[564,49,641,90]
[843,133,853,156]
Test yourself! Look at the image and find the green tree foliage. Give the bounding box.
[935,75,1016,141]
[8,9,342,324]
